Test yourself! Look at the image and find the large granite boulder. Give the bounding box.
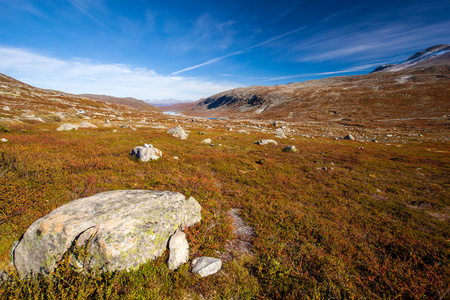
[12,190,201,278]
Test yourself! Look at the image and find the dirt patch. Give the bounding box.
[222,209,254,260]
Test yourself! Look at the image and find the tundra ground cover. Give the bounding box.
[0,119,449,299]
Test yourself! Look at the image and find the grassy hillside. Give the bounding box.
[0,113,448,299]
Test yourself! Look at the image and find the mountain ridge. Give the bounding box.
[175,45,450,128]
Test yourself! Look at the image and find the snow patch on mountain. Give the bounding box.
[372,44,450,73]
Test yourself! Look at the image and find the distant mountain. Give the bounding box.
[158,101,198,113]
[0,72,161,123]
[371,44,450,73]
[79,94,159,112]
[177,45,450,125]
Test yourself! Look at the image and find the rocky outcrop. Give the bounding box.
[57,123,78,131]
[130,144,162,162]
[78,121,97,129]
[167,126,188,139]
[12,190,201,278]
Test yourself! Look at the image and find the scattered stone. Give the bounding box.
[256,158,266,165]
[274,130,287,139]
[130,145,162,162]
[343,134,355,140]
[282,146,297,153]
[1,138,7,143]
[201,138,212,144]
[167,126,188,139]
[191,257,222,277]
[2,106,10,111]
[168,229,189,270]
[57,123,78,131]
[78,109,85,114]
[12,190,202,278]
[255,139,278,146]
[120,124,130,128]
[173,156,179,160]
[78,121,97,129]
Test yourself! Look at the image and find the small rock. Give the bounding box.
[2,106,10,111]
[130,145,162,162]
[282,146,297,153]
[275,129,287,139]
[192,257,222,277]
[255,139,278,146]
[57,123,78,131]
[168,229,189,270]
[1,138,7,143]
[201,138,212,144]
[167,126,188,139]
[343,134,355,140]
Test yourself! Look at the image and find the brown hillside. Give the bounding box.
[183,67,450,129]
[79,94,160,112]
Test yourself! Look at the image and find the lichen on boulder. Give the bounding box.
[12,190,201,278]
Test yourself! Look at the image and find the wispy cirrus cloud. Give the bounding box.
[171,26,307,75]
[0,46,239,101]
[290,20,450,64]
[265,63,382,81]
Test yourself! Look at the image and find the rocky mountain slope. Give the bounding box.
[79,94,159,111]
[0,73,160,125]
[371,44,450,73]
[179,45,449,129]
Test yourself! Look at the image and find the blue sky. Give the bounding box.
[0,0,449,103]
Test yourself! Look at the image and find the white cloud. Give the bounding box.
[0,46,239,101]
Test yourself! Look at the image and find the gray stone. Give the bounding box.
[168,229,189,270]
[274,130,287,139]
[201,138,212,144]
[255,139,278,146]
[57,123,78,131]
[191,257,222,277]
[167,126,188,139]
[343,134,355,140]
[130,145,162,162]
[1,138,7,143]
[12,190,202,278]
[2,106,10,111]
[282,145,297,153]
